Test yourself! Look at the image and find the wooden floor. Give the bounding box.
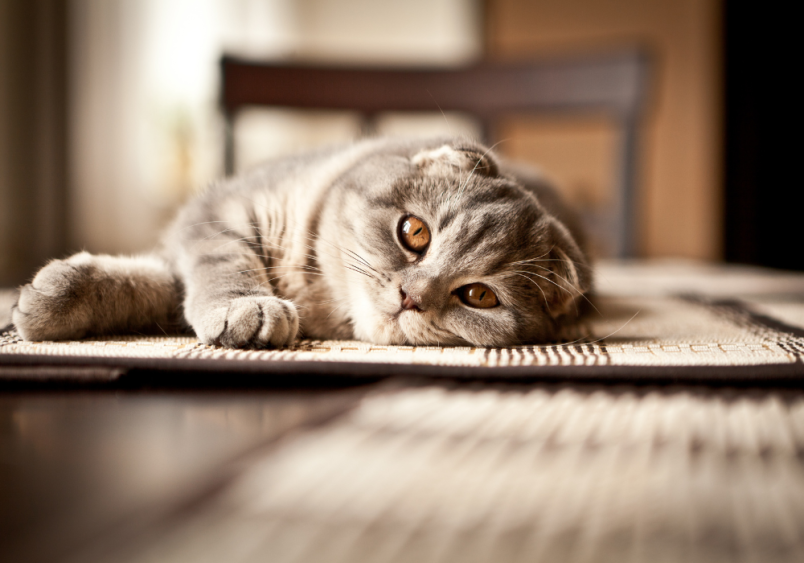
[0,387,366,563]
[2,381,803,563]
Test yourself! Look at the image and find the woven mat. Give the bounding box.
[3,260,804,384]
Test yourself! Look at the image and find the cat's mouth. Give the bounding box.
[386,304,424,337]
[399,289,422,312]
[391,290,423,320]
[395,312,428,344]
[392,306,422,320]
[381,288,461,345]
[392,308,467,346]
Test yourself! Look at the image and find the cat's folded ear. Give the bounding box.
[544,223,592,319]
[412,144,498,177]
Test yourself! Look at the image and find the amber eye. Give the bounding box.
[458,283,499,309]
[398,215,430,253]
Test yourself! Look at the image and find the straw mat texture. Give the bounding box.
[3,261,804,383]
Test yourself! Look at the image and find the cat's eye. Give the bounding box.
[398,215,430,253]
[458,283,499,309]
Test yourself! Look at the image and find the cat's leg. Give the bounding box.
[178,232,299,349]
[12,252,180,341]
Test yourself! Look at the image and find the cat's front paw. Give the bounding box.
[194,296,299,348]
[12,257,95,341]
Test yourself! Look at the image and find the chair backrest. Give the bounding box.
[220,50,650,257]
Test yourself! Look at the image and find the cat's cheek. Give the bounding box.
[351,312,404,345]
[444,309,515,347]
[346,284,403,344]
[396,311,428,344]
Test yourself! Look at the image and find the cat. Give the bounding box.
[11,136,591,348]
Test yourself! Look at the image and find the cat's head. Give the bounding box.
[321,138,591,346]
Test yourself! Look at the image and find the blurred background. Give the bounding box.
[0,0,793,287]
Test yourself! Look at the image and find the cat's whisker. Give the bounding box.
[503,243,598,316]
[427,320,456,343]
[238,268,325,277]
[245,263,323,273]
[196,250,321,270]
[203,251,320,269]
[427,91,455,138]
[564,309,641,347]
[200,233,322,265]
[345,264,379,282]
[525,264,601,316]
[510,272,549,307]
[512,269,577,306]
[510,268,595,320]
[326,301,350,320]
[504,253,562,267]
[182,220,234,231]
[344,265,375,280]
[196,233,261,249]
[240,224,386,288]
[344,262,375,277]
[313,296,347,306]
[293,230,385,284]
[185,227,239,243]
[296,231,383,277]
[507,259,567,267]
[265,273,297,284]
[452,138,511,211]
[343,249,382,275]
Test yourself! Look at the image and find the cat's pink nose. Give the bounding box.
[400,289,422,311]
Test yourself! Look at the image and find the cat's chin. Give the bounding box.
[349,310,406,345]
[351,309,442,346]
[395,310,469,346]
[396,311,432,344]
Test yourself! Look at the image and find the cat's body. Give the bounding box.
[12,136,591,347]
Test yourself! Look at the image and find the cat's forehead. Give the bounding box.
[398,175,552,270]
[395,170,527,209]
[402,174,544,235]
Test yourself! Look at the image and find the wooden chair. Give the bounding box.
[219,50,650,257]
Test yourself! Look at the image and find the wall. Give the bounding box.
[486,0,723,259]
[67,0,482,255]
[0,1,68,286]
[3,0,721,273]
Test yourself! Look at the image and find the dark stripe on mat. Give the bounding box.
[681,294,804,339]
[2,350,803,389]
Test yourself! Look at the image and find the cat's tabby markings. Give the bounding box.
[12,137,590,348]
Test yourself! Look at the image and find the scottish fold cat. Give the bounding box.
[11,137,591,347]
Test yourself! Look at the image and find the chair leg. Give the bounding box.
[224,110,235,176]
[614,115,639,258]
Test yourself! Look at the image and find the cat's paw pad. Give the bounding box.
[200,296,299,348]
[12,256,96,341]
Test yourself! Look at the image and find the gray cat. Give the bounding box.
[11,136,591,347]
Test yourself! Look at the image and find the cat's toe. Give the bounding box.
[12,256,99,341]
[204,296,298,349]
[253,298,298,347]
[13,281,89,341]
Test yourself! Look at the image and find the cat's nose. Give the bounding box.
[401,275,448,311]
[400,289,422,311]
